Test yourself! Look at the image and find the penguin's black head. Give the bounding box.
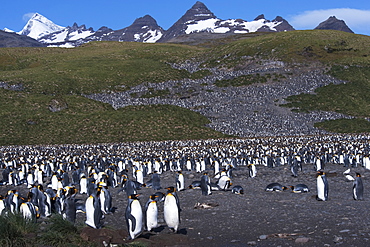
[166,186,176,193]
[317,170,325,176]
[129,194,140,200]
[149,194,158,200]
[27,191,34,200]
[37,184,44,191]
[356,173,361,177]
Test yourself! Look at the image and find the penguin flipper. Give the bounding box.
[128,213,136,232]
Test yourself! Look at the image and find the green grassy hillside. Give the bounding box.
[0,42,209,95]
[202,30,370,133]
[0,30,369,145]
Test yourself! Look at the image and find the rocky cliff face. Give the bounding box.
[315,16,354,33]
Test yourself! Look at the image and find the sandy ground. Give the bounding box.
[1,162,369,247]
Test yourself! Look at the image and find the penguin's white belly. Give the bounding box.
[80,179,87,194]
[130,200,143,236]
[353,187,358,199]
[20,203,32,219]
[146,202,158,230]
[164,195,179,230]
[85,197,96,228]
[0,200,5,215]
[100,192,106,214]
[317,177,326,200]
[177,176,184,190]
[136,171,144,184]
[51,176,58,190]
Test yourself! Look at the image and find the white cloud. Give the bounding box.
[288,8,370,35]
[22,12,36,23]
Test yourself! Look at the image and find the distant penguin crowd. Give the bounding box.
[0,133,369,240]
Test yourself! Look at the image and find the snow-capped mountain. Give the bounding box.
[158,1,294,42]
[85,15,164,43]
[17,13,65,40]
[8,1,297,47]
[38,23,95,48]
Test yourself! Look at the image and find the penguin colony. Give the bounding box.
[0,133,369,241]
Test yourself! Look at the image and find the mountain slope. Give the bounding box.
[0,30,46,47]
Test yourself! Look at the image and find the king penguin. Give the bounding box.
[200,172,212,195]
[231,185,244,194]
[20,196,39,221]
[217,174,232,191]
[265,182,288,192]
[151,171,162,190]
[125,194,143,240]
[316,171,329,201]
[248,164,257,178]
[98,183,113,214]
[353,173,364,200]
[290,184,310,193]
[176,171,185,191]
[164,187,180,233]
[85,191,103,229]
[144,194,158,232]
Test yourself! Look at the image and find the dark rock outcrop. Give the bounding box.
[315,16,354,33]
[271,16,295,32]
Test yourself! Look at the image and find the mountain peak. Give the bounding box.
[192,1,209,10]
[158,1,216,42]
[315,16,354,33]
[18,13,65,40]
[187,1,216,20]
[254,14,266,21]
[132,15,158,26]
[99,14,164,43]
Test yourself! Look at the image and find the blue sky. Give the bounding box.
[2,0,370,35]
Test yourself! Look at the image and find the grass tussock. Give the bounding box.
[38,215,90,247]
[0,213,38,247]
